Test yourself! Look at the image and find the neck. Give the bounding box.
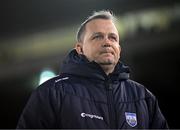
[99,64,115,75]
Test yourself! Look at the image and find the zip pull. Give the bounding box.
[105,78,113,90]
[105,78,117,128]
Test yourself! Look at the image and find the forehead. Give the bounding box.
[85,19,119,35]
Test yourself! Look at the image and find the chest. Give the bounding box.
[57,81,149,129]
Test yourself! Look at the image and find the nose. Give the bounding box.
[102,36,111,47]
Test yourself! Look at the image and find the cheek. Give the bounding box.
[82,44,96,59]
[83,43,98,54]
[82,45,90,56]
[114,45,121,57]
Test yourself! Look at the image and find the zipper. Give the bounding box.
[105,78,117,129]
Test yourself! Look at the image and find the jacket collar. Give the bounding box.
[61,49,130,81]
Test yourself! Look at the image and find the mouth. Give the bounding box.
[100,50,114,56]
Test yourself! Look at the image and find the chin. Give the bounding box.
[99,60,115,65]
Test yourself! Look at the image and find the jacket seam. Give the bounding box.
[63,91,153,104]
[64,91,107,104]
[116,96,153,103]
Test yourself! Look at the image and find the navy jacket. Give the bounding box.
[17,49,168,129]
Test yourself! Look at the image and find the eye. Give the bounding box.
[109,36,117,42]
[92,35,103,40]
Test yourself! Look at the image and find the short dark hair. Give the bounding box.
[76,10,116,43]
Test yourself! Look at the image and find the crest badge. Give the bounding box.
[125,112,137,127]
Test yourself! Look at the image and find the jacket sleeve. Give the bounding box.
[148,93,169,129]
[16,79,62,129]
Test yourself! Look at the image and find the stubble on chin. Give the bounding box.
[97,58,115,65]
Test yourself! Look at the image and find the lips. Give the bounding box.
[100,49,114,55]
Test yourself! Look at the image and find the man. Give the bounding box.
[17,10,168,129]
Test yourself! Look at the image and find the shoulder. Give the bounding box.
[33,74,70,94]
[122,79,156,101]
[28,75,69,102]
[38,74,69,87]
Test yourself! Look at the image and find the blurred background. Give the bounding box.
[0,0,180,128]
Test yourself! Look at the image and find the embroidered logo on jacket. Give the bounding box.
[81,112,103,120]
[55,77,69,83]
[125,112,137,127]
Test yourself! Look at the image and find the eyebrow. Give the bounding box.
[91,32,118,36]
[91,32,103,36]
[109,33,118,37]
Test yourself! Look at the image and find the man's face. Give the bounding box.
[77,19,121,66]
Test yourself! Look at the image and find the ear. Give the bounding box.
[75,42,83,54]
